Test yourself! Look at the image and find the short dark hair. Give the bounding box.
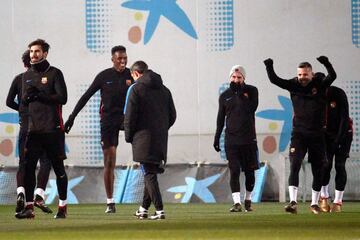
[28,39,50,52]
[130,61,148,74]
[298,62,312,69]
[111,45,126,55]
[22,50,31,68]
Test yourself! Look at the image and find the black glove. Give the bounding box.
[263,58,273,67]
[317,56,329,65]
[213,139,221,152]
[25,86,39,103]
[64,114,75,133]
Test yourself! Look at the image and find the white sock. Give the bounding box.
[59,199,67,207]
[17,186,25,195]
[311,189,320,206]
[288,186,298,203]
[139,206,148,212]
[156,210,164,214]
[107,198,114,204]
[245,191,252,201]
[320,185,329,198]
[26,201,34,206]
[333,190,344,204]
[232,192,241,204]
[34,188,45,199]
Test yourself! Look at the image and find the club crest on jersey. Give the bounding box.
[243,92,249,98]
[41,77,48,84]
[330,101,336,108]
[126,79,132,86]
[290,147,295,153]
[312,88,318,95]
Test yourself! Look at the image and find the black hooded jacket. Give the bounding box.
[124,70,176,164]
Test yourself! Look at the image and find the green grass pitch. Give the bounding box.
[1,202,359,239]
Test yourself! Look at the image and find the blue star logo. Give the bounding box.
[167,174,221,203]
[45,176,84,204]
[256,95,293,152]
[121,0,198,44]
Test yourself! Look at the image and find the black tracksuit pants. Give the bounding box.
[140,163,164,211]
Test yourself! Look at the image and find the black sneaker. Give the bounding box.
[150,211,165,220]
[310,204,321,214]
[105,203,116,213]
[15,205,35,219]
[284,201,297,214]
[54,205,67,219]
[134,209,148,219]
[15,193,25,213]
[34,194,53,213]
[244,200,253,212]
[229,203,242,212]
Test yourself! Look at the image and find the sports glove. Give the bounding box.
[25,86,39,103]
[213,138,221,152]
[263,58,273,67]
[64,114,75,133]
[316,56,329,65]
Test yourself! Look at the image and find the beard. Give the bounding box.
[298,78,311,87]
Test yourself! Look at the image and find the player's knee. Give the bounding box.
[334,162,346,172]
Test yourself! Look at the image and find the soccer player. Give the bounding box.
[124,61,176,220]
[264,56,337,214]
[15,39,68,219]
[318,83,353,213]
[213,65,259,212]
[64,46,133,213]
[6,50,52,214]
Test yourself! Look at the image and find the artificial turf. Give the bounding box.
[0,202,359,239]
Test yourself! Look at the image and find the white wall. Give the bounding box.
[0,0,359,166]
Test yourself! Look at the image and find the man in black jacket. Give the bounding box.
[6,50,52,214]
[15,39,68,219]
[64,46,133,213]
[124,61,176,220]
[213,65,259,212]
[318,83,353,213]
[264,56,337,214]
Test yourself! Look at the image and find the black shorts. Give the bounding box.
[225,143,259,172]
[100,120,122,149]
[289,132,326,164]
[25,130,66,161]
[326,132,353,160]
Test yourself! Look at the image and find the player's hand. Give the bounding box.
[317,56,329,65]
[213,139,221,152]
[26,86,39,103]
[64,114,75,133]
[263,58,273,67]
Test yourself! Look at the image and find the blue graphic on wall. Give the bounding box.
[121,0,198,44]
[206,0,234,51]
[78,85,102,165]
[0,112,69,158]
[0,113,18,123]
[218,82,230,160]
[45,176,85,204]
[167,173,221,203]
[256,96,293,152]
[352,0,360,48]
[85,0,110,53]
